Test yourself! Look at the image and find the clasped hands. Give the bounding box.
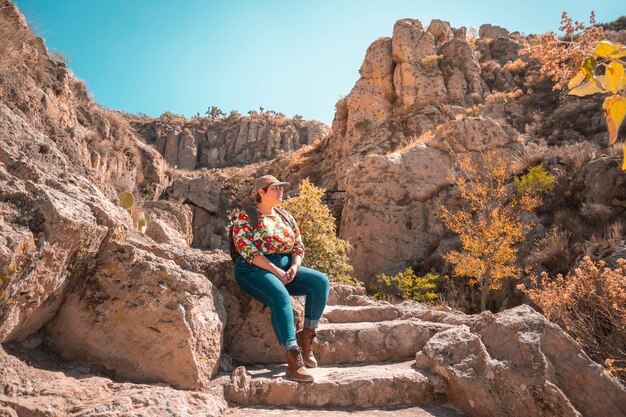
[275,264,298,285]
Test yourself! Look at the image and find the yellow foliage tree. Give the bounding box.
[440,154,554,311]
[280,178,355,284]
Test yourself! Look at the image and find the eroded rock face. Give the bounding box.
[143,200,193,246]
[0,0,224,391]
[415,305,626,417]
[304,17,507,194]
[0,170,108,342]
[131,115,330,169]
[340,117,521,280]
[392,19,447,112]
[43,239,226,390]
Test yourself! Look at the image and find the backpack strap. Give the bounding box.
[243,206,259,230]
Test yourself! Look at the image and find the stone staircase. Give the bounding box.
[222,285,468,416]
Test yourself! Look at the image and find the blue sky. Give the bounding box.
[14,0,624,125]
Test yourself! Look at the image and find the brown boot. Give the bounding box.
[285,347,314,382]
[296,327,318,368]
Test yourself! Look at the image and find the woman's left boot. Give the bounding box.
[296,327,318,368]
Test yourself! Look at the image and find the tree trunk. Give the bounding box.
[480,285,489,311]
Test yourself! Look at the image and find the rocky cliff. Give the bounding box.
[130,113,330,170]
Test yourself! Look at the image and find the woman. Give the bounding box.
[231,175,330,383]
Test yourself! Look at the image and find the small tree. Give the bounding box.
[440,154,554,311]
[206,106,225,119]
[280,178,355,284]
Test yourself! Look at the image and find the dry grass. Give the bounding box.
[520,141,600,172]
[527,228,574,276]
[521,256,626,382]
[580,221,624,260]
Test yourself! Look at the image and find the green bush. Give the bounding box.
[280,179,355,284]
[514,165,555,197]
[372,267,442,303]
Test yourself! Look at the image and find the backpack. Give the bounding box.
[228,206,295,263]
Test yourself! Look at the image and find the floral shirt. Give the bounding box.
[232,208,305,264]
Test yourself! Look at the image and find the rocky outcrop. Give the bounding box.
[340,117,522,280]
[309,18,495,189]
[144,200,194,246]
[415,305,626,417]
[131,114,330,170]
[0,0,223,391]
[43,237,226,390]
[129,244,306,365]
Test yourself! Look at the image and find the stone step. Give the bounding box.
[314,319,454,364]
[323,304,405,323]
[225,361,447,409]
[225,405,468,417]
[327,284,377,306]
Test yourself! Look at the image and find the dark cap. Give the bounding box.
[254,175,290,191]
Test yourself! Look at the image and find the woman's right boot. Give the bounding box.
[285,347,314,383]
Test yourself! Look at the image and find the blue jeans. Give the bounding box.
[234,253,330,348]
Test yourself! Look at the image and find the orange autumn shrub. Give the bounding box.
[521,256,626,381]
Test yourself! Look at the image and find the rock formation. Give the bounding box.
[130,114,330,170]
[0,0,225,392]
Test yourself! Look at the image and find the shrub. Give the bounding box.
[514,165,555,210]
[118,191,149,233]
[206,106,225,119]
[280,178,355,284]
[520,256,626,382]
[372,268,442,303]
[50,49,70,65]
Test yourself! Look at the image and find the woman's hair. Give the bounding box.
[255,186,269,203]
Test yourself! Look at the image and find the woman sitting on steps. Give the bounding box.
[231,175,330,383]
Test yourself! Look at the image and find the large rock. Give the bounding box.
[440,38,486,104]
[392,19,447,112]
[576,156,626,205]
[479,24,509,39]
[0,344,227,417]
[415,305,626,417]
[43,239,226,390]
[340,118,520,281]
[0,171,107,342]
[143,200,194,246]
[138,244,306,364]
[345,37,395,143]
